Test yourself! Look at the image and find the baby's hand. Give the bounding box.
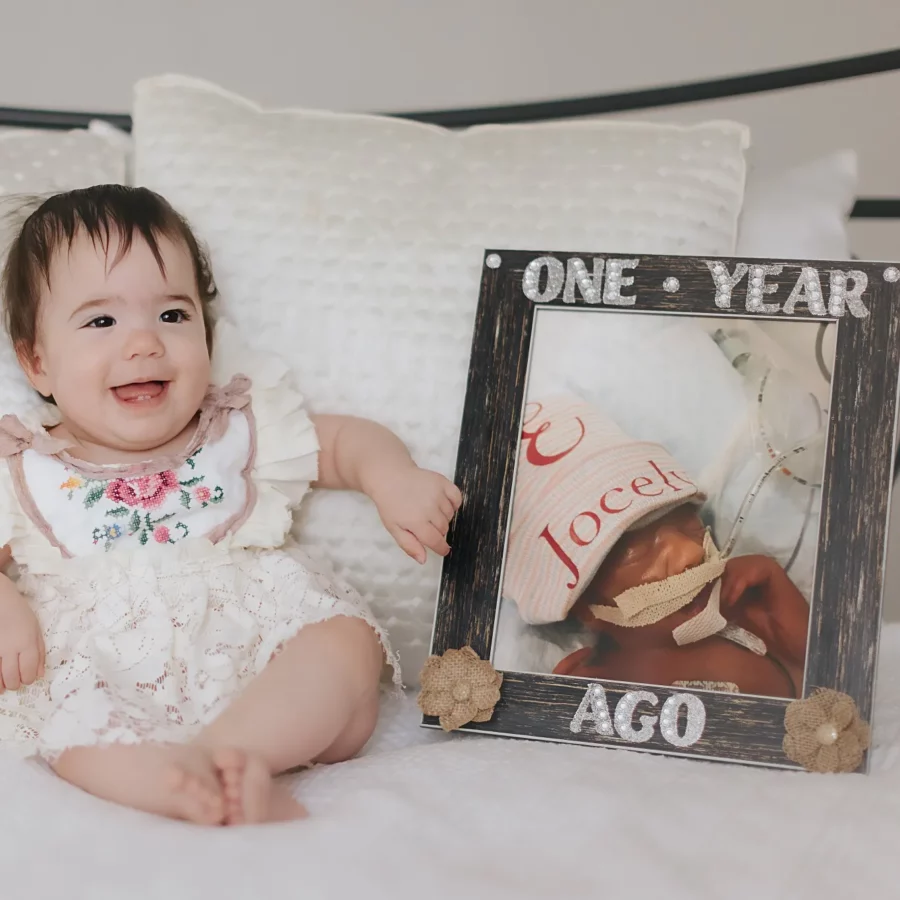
[719,553,810,667]
[720,554,781,610]
[370,465,463,564]
[0,590,45,691]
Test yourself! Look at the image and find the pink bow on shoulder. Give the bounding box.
[200,375,253,444]
[0,415,71,458]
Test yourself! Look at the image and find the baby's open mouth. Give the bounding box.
[112,381,169,403]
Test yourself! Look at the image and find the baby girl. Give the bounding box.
[0,184,461,825]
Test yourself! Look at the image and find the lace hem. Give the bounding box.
[0,544,401,760]
[1,599,400,764]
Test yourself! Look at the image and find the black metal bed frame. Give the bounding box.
[2,47,899,220]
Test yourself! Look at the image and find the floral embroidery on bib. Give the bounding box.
[57,448,228,551]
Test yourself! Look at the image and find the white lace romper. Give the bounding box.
[0,332,400,761]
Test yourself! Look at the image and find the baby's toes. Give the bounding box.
[223,783,244,825]
[212,748,247,824]
[166,766,221,825]
[186,773,223,825]
[240,754,274,825]
[213,748,245,792]
[213,747,244,779]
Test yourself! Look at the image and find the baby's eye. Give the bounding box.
[86,316,115,329]
[160,309,190,324]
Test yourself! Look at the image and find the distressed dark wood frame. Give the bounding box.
[424,249,900,772]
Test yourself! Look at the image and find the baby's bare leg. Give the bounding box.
[52,742,225,825]
[197,615,384,823]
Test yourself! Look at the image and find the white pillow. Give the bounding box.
[0,122,128,199]
[0,123,129,416]
[737,150,857,260]
[129,74,750,682]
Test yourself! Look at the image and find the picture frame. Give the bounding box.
[422,250,900,773]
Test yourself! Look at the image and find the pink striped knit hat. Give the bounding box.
[503,395,703,625]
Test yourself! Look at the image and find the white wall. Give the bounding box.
[4,2,895,111]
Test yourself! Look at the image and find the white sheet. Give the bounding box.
[2,624,898,900]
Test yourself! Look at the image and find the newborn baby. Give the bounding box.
[502,395,809,699]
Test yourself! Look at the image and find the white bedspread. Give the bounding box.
[3,627,899,900]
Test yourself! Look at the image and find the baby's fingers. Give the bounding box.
[18,647,39,686]
[718,575,736,608]
[391,526,427,565]
[445,483,463,511]
[438,497,457,522]
[417,522,451,558]
[430,510,451,537]
[719,573,746,609]
[1,652,20,692]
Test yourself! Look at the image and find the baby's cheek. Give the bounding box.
[65,358,104,395]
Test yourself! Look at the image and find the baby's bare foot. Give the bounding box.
[52,742,225,826]
[165,752,225,826]
[269,784,308,822]
[213,748,306,824]
[214,747,269,825]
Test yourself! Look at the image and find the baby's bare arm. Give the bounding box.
[310,414,462,563]
[310,414,415,495]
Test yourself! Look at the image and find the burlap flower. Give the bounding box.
[418,647,503,731]
[783,688,870,773]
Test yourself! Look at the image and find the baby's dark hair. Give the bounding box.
[2,184,217,364]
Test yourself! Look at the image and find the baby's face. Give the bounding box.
[25,229,211,453]
[592,505,707,601]
[574,505,709,640]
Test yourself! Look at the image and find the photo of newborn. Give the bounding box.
[492,310,831,700]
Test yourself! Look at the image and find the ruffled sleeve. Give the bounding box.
[0,415,66,558]
[210,318,319,549]
[0,463,28,552]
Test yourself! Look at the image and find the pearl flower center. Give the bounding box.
[816,722,840,746]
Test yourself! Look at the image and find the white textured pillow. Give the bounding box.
[737,150,857,259]
[0,122,128,199]
[126,76,751,681]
